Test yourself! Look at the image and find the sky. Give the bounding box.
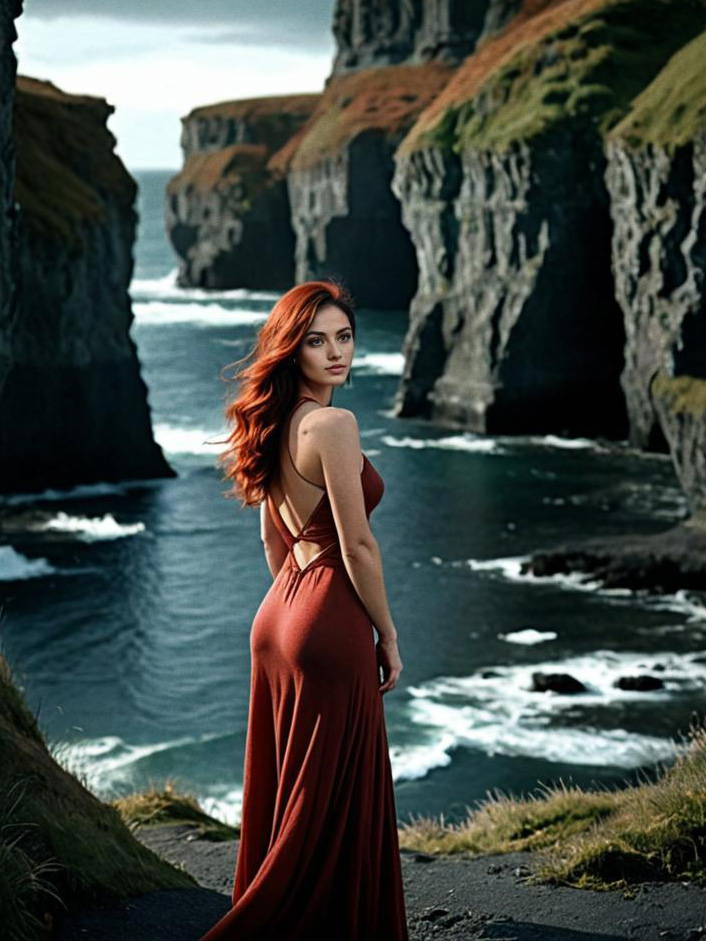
[14,0,336,170]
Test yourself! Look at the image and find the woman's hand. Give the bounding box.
[376,636,403,694]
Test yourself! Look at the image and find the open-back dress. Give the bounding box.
[198,395,408,941]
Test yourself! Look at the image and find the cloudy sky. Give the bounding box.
[15,0,336,170]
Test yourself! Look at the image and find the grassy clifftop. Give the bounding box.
[399,0,706,156]
[166,143,270,197]
[0,653,197,940]
[609,27,706,149]
[269,61,457,174]
[12,75,135,251]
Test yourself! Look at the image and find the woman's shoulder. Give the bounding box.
[304,405,358,442]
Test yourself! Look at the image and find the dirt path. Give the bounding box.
[53,824,706,940]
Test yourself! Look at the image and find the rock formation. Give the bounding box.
[0,0,21,400]
[167,0,507,309]
[391,0,706,435]
[273,61,457,309]
[604,28,706,464]
[166,95,320,290]
[331,0,514,73]
[0,68,174,493]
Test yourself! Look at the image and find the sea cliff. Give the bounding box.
[0,64,173,492]
[166,94,320,290]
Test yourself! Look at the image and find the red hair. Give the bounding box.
[217,278,356,507]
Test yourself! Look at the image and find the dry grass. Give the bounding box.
[399,716,706,891]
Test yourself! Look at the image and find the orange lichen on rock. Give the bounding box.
[167,143,270,196]
[269,61,457,174]
[397,0,610,156]
[184,93,320,123]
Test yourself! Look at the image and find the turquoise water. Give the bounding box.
[1,169,705,828]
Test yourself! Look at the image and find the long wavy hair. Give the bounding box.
[217,278,356,508]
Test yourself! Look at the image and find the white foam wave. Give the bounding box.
[381,432,612,456]
[0,546,55,580]
[382,434,502,454]
[34,512,145,541]
[498,628,558,645]
[396,649,704,779]
[525,434,608,451]
[51,731,226,795]
[130,268,279,303]
[196,787,244,828]
[353,352,405,376]
[464,554,606,591]
[154,423,229,456]
[458,554,706,620]
[132,300,268,327]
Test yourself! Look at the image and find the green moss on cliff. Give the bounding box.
[409,0,706,155]
[651,372,706,419]
[609,28,706,148]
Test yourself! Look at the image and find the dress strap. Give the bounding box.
[286,398,325,490]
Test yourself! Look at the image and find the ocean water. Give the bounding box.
[1,169,705,829]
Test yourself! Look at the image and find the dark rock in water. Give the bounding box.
[613,675,664,691]
[0,75,173,493]
[526,519,706,593]
[530,672,586,694]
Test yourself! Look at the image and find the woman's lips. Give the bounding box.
[327,365,345,371]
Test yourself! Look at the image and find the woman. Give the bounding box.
[199,279,408,940]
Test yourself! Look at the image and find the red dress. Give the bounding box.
[199,397,408,941]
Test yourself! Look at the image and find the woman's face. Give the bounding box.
[297,303,354,390]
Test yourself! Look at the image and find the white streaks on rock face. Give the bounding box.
[392,131,626,436]
[331,0,516,75]
[605,133,706,517]
[166,96,320,293]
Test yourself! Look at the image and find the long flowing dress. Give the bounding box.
[198,396,408,941]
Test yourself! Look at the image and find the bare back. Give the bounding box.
[270,395,364,572]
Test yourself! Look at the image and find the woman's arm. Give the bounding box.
[260,500,289,580]
[313,408,398,644]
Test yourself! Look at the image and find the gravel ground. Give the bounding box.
[52,823,706,940]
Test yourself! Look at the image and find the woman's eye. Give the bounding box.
[309,333,352,347]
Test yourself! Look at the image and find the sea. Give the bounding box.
[1,168,705,829]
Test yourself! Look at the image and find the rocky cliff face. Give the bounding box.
[274,61,456,309]
[0,0,21,400]
[391,0,706,434]
[651,373,706,521]
[166,95,320,290]
[603,28,706,514]
[0,74,174,493]
[331,0,511,73]
[605,30,706,450]
[168,0,512,308]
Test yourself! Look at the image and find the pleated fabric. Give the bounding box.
[198,439,408,940]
